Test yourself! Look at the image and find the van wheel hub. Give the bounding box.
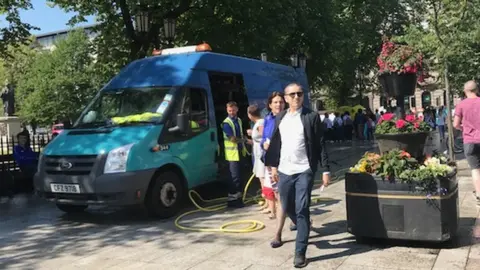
[160,182,177,207]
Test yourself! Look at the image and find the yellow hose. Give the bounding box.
[174,168,349,233]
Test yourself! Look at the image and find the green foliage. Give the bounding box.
[376,150,418,180]
[0,0,38,58]
[48,0,417,107]
[16,30,97,125]
[351,150,455,193]
[398,0,480,94]
[399,154,454,192]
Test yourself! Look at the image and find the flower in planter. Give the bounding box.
[350,149,456,193]
[377,37,427,81]
[350,152,381,173]
[375,114,431,135]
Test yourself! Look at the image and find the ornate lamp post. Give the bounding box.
[163,18,176,46]
[260,52,267,62]
[298,53,307,68]
[290,54,299,67]
[134,10,150,33]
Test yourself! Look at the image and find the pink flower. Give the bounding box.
[382,113,395,121]
[405,114,416,122]
[396,119,406,129]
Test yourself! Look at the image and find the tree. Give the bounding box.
[50,0,201,60]
[17,30,96,125]
[0,0,38,58]
[398,0,480,159]
[50,0,418,107]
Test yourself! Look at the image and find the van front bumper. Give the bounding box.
[34,169,155,206]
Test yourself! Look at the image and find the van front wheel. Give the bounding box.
[145,171,184,218]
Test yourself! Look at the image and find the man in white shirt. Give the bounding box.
[264,83,331,268]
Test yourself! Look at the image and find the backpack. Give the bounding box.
[333,119,340,128]
[344,117,353,126]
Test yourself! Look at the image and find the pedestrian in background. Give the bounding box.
[453,80,480,206]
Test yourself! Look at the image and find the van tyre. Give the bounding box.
[56,204,88,213]
[145,171,184,218]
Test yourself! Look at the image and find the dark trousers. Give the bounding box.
[344,125,353,140]
[335,126,344,141]
[228,158,245,199]
[438,125,445,140]
[278,168,314,255]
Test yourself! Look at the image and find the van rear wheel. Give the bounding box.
[56,204,88,213]
[145,171,184,218]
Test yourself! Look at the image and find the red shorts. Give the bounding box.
[262,187,275,200]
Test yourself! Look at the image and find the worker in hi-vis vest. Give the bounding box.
[222,101,250,208]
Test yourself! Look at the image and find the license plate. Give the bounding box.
[50,184,81,194]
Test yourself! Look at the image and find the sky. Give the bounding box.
[1,0,96,35]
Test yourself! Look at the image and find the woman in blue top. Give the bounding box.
[260,91,294,248]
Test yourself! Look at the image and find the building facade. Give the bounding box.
[34,23,99,51]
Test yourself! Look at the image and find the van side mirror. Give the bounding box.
[168,113,190,133]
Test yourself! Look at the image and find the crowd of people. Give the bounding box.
[318,105,450,143]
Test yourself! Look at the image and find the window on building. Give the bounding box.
[404,96,410,107]
[380,96,387,107]
[316,100,325,111]
[421,92,432,108]
[410,96,416,108]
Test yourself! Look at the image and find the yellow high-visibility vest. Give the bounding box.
[222,117,247,161]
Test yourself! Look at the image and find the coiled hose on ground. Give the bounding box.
[174,167,350,233]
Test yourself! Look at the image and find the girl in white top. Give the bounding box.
[247,105,272,217]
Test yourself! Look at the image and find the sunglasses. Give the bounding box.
[286,91,304,98]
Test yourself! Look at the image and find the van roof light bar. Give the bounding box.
[152,43,212,56]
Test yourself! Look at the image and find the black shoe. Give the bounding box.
[290,224,297,231]
[227,199,244,208]
[293,254,307,268]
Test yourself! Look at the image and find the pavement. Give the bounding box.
[0,140,479,270]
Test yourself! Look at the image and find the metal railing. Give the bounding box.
[0,134,52,172]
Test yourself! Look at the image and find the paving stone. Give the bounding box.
[432,248,469,269]
[466,258,480,270]
[340,249,437,270]
[188,260,252,270]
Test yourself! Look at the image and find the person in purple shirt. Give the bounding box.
[454,80,480,206]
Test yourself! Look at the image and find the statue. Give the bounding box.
[1,82,15,116]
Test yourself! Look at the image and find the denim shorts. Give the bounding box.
[464,143,480,169]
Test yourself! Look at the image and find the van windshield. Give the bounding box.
[74,87,174,128]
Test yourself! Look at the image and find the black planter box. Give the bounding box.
[345,172,459,242]
[378,73,417,96]
[375,132,430,159]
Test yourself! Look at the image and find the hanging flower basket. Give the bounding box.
[377,37,426,97]
[378,73,417,97]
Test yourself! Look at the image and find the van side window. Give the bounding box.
[189,88,208,132]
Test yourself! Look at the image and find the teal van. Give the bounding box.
[34,43,310,218]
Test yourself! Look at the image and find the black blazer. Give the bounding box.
[264,107,330,173]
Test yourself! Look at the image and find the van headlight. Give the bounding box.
[104,144,134,174]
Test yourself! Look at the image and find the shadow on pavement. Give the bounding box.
[0,141,374,269]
